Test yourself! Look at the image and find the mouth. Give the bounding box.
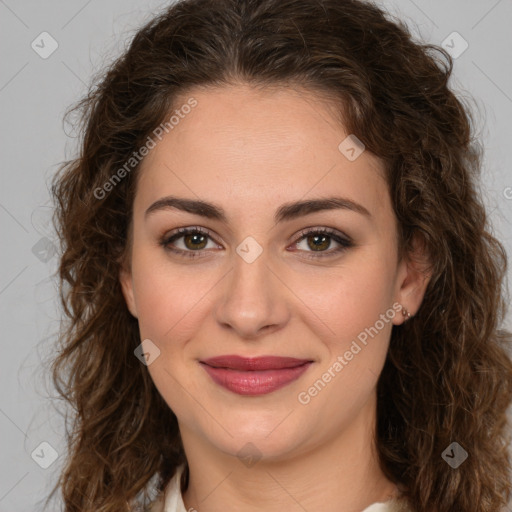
[199,355,314,396]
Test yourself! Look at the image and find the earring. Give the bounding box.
[402,306,412,320]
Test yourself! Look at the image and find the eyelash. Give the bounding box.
[159,226,353,260]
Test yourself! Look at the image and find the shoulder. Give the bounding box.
[388,497,413,512]
[141,494,165,512]
[141,464,187,512]
[364,497,412,512]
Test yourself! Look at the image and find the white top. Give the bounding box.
[148,464,408,512]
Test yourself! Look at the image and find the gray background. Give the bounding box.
[1,0,511,510]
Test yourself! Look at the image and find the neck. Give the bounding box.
[180,393,398,512]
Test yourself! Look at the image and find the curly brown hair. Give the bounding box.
[45,0,512,510]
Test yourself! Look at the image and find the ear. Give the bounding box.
[119,262,138,319]
[392,232,432,326]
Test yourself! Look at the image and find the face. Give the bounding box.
[120,83,428,462]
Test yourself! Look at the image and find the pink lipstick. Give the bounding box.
[200,355,313,395]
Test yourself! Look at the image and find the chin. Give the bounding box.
[202,413,312,463]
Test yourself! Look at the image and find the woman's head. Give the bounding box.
[118,80,430,463]
[49,0,512,511]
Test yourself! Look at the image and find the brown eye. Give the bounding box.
[292,228,353,258]
[306,233,331,251]
[183,232,208,250]
[160,227,219,259]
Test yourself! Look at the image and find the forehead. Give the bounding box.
[135,84,390,221]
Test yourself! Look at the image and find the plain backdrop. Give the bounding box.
[0,0,511,510]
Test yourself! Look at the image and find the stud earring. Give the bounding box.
[402,306,412,320]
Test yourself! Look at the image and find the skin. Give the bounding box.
[120,83,431,512]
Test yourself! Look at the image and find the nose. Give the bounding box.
[213,246,291,340]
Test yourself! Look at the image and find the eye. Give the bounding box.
[290,227,353,258]
[160,226,220,259]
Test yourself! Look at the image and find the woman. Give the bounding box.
[47,0,512,511]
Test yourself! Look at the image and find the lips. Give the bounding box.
[199,355,313,395]
[201,355,311,370]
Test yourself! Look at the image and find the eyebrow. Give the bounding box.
[145,195,372,223]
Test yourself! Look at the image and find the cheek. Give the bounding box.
[130,255,210,413]
[133,269,209,343]
[294,256,396,423]
[129,243,204,340]
[291,250,397,346]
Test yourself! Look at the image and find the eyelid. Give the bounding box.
[293,226,351,244]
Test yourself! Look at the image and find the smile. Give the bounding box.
[199,355,313,396]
